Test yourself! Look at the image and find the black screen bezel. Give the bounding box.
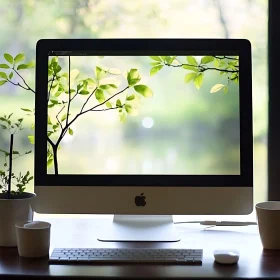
[35,39,252,187]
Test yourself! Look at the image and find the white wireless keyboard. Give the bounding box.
[49,248,203,264]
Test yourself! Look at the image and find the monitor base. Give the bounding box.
[97,215,180,242]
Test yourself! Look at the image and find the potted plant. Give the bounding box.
[0,114,35,247]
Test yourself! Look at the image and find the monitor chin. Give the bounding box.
[34,185,253,215]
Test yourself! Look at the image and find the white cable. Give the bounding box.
[174,220,257,226]
[200,221,257,226]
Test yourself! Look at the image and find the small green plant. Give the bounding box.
[0,53,35,92]
[0,114,33,197]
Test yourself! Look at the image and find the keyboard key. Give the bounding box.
[164,257,178,261]
[49,256,60,260]
[52,254,65,257]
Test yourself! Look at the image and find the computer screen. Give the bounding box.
[35,39,252,216]
[47,54,240,176]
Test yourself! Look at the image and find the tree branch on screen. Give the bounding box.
[0,53,153,175]
[0,53,238,175]
[162,62,238,73]
[45,57,152,174]
[149,55,239,93]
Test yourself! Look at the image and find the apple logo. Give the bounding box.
[135,193,146,207]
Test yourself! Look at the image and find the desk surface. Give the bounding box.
[0,215,280,279]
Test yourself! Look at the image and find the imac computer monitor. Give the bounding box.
[35,39,253,241]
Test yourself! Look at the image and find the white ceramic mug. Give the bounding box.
[256,201,280,250]
[15,221,51,258]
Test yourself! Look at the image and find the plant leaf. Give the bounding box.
[0,124,7,129]
[134,85,153,98]
[214,58,220,67]
[61,114,68,122]
[166,56,176,64]
[26,61,35,68]
[0,64,9,69]
[108,84,118,88]
[54,91,63,97]
[99,84,111,90]
[106,102,112,108]
[68,128,73,135]
[125,104,133,114]
[17,64,28,70]
[95,88,105,103]
[47,158,53,167]
[184,73,197,83]
[21,108,32,112]
[182,65,198,72]
[54,65,62,74]
[126,94,135,101]
[201,56,214,64]
[149,56,162,62]
[186,56,198,66]
[28,135,35,144]
[14,53,25,64]
[65,89,76,94]
[4,53,13,64]
[150,65,163,76]
[127,69,141,86]
[194,73,203,89]
[48,116,52,125]
[150,62,161,66]
[87,78,96,85]
[50,83,59,95]
[116,99,122,107]
[223,86,229,94]
[0,80,7,86]
[0,72,7,80]
[95,66,106,80]
[210,83,225,93]
[9,72,13,79]
[79,90,89,95]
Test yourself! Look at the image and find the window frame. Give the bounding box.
[268,0,280,200]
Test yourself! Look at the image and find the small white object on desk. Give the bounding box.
[213,249,240,264]
[15,221,51,258]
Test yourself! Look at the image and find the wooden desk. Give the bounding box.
[0,215,280,279]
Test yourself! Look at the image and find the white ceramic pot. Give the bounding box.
[0,192,36,247]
